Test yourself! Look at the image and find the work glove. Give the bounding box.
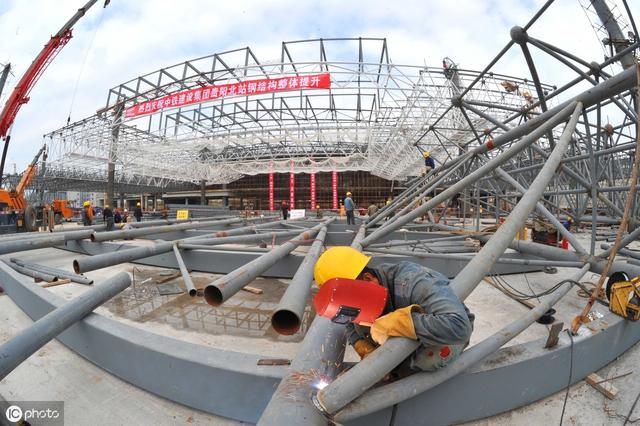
[370,304,424,345]
[353,339,377,359]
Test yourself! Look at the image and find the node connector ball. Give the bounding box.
[589,61,601,75]
[451,96,463,108]
[428,125,435,132]
[510,26,528,45]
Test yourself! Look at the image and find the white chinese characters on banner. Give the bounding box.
[125,73,331,119]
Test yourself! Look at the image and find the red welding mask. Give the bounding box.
[313,278,389,325]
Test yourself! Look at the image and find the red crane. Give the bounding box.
[0,0,106,183]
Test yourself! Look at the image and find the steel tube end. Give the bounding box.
[203,285,223,306]
[271,309,301,335]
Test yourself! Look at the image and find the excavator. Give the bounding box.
[0,146,45,231]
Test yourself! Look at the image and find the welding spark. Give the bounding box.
[313,379,329,390]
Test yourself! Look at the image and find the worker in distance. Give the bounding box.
[314,246,474,373]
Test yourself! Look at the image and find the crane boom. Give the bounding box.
[0,0,100,138]
[0,0,104,188]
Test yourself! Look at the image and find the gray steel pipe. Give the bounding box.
[3,260,58,282]
[598,226,640,258]
[0,229,94,255]
[315,102,583,415]
[350,224,366,251]
[74,230,303,274]
[172,245,197,297]
[0,271,131,380]
[494,167,587,254]
[90,217,244,242]
[360,100,578,247]
[600,244,640,261]
[9,258,93,285]
[257,317,347,426]
[335,265,590,421]
[451,102,582,300]
[271,224,331,335]
[203,223,326,306]
[365,247,585,268]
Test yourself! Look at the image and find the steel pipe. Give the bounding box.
[360,100,578,247]
[600,244,640,261]
[203,223,327,306]
[74,230,304,274]
[365,247,585,268]
[90,217,246,242]
[9,258,93,285]
[0,229,94,255]
[335,265,590,422]
[257,317,347,426]
[0,271,131,380]
[315,102,583,415]
[172,245,197,297]
[271,223,332,335]
[3,260,58,282]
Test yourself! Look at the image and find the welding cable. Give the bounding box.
[559,330,574,425]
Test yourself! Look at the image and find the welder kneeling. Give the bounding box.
[313,246,475,373]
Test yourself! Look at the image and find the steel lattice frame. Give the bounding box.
[43,38,552,186]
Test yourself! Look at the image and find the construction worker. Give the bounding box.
[423,151,435,176]
[344,191,355,225]
[134,202,143,222]
[82,201,94,226]
[314,247,474,373]
[367,202,378,217]
[281,201,289,220]
[103,204,114,231]
[315,204,323,219]
[114,208,123,224]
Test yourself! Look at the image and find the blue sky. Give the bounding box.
[0,0,638,171]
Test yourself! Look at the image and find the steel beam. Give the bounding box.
[0,271,130,380]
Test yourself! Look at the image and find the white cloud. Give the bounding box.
[0,0,638,171]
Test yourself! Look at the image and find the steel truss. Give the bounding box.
[43,38,551,186]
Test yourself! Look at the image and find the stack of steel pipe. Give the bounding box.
[312,101,584,416]
[0,271,131,381]
[74,227,306,274]
[9,258,93,285]
[203,221,329,307]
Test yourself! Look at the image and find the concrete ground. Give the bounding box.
[1,229,640,425]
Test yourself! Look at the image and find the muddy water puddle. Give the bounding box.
[105,267,315,342]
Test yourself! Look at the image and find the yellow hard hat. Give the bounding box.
[423,151,430,158]
[316,204,320,209]
[83,201,90,207]
[346,191,352,196]
[137,202,141,206]
[314,246,371,286]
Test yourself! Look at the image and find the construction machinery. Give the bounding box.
[607,273,640,321]
[0,0,104,185]
[52,199,75,224]
[0,146,45,232]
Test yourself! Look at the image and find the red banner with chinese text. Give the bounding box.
[289,173,295,208]
[268,173,274,211]
[125,73,331,119]
[332,171,338,209]
[310,173,316,209]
